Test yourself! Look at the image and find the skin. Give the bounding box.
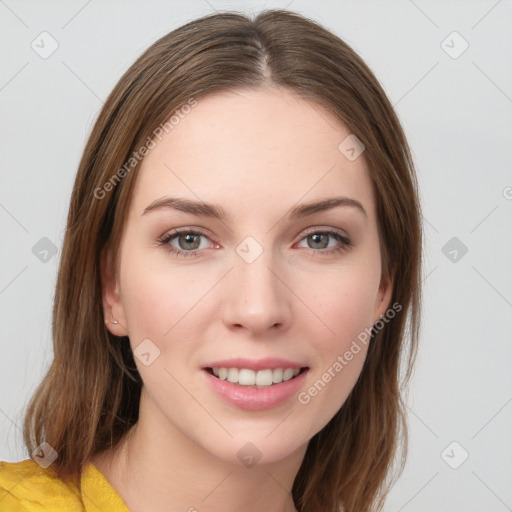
[94,86,393,512]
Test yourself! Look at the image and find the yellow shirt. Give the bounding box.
[0,459,129,511]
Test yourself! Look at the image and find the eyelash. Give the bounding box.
[157,228,352,258]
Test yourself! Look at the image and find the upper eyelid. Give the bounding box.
[300,226,349,238]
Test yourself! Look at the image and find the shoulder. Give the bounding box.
[0,459,83,511]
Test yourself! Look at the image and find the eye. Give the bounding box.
[157,229,215,257]
[296,228,352,255]
[157,227,352,258]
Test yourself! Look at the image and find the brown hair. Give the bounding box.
[23,9,422,512]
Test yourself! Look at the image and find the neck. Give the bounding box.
[93,387,305,512]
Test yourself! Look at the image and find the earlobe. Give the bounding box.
[100,246,128,336]
[105,314,119,325]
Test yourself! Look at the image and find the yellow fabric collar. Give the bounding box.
[82,462,130,512]
[0,459,129,512]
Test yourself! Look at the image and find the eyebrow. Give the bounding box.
[142,196,367,219]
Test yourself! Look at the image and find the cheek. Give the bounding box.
[118,251,205,339]
[301,261,380,350]
[292,262,378,431]
[331,282,376,341]
[307,278,374,386]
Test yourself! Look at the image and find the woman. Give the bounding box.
[0,9,422,512]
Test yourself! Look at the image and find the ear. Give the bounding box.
[372,266,396,325]
[100,245,129,336]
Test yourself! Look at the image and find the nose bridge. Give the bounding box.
[222,237,291,333]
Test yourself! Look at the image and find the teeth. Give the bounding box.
[210,367,302,386]
[239,369,256,385]
[227,368,239,383]
[272,368,283,383]
[255,369,273,386]
[283,368,295,381]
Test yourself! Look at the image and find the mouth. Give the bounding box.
[202,363,310,411]
[203,366,309,389]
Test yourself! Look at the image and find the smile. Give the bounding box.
[206,367,308,387]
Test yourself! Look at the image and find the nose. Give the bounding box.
[221,247,292,337]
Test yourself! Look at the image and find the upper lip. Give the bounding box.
[202,357,309,371]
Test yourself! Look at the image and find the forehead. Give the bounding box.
[130,87,375,220]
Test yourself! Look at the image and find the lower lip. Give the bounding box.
[202,369,309,411]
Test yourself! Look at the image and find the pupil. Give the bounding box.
[309,233,328,249]
[180,233,200,250]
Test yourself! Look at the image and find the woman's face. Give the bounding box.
[103,87,393,465]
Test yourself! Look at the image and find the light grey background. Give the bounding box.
[1,1,511,511]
